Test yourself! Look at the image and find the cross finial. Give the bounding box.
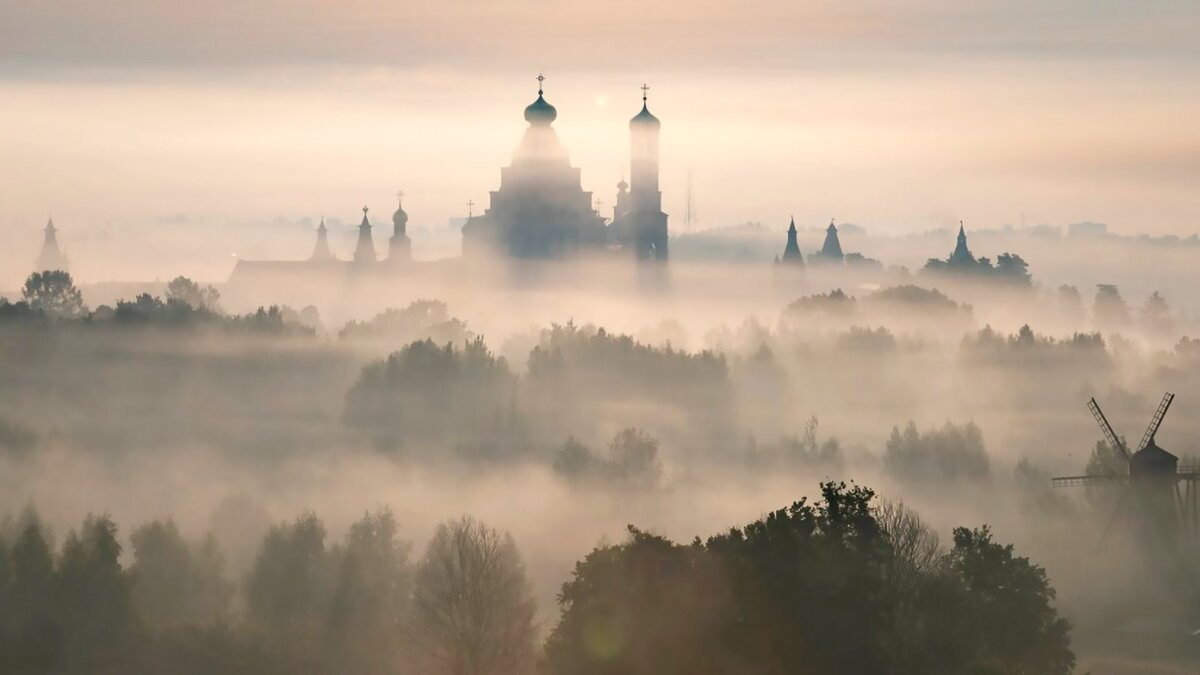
[537,74,545,95]
[396,189,404,207]
[467,199,475,218]
[363,205,369,216]
[640,83,649,102]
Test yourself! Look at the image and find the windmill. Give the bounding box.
[1053,393,1200,546]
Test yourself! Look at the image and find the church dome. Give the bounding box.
[393,203,408,229]
[524,93,557,126]
[630,102,660,129]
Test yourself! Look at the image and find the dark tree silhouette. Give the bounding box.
[129,519,232,629]
[21,270,85,319]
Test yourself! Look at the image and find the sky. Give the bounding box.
[2,0,1200,268]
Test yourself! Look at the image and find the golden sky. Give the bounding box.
[2,0,1199,241]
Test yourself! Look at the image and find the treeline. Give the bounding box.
[0,271,315,335]
[0,483,1074,675]
[345,323,733,456]
[0,509,535,675]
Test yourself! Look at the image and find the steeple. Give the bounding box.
[389,191,411,263]
[817,219,844,262]
[353,206,377,264]
[780,216,803,265]
[35,217,69,272]
[950,220,975,264]
[309,216,336,262]
[627,84,668,261]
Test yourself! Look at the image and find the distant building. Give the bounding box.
[35,218,69,272]
[352,207,377,264]
[389,193,411,263]
[778,217,803,266]
[464,77,668,261]
[922,221,1031,285]
[1068,221,1109,237]
[309,217,337,262]
[948,221,976,266]
[229,76,672,284]
[811,220,844,264]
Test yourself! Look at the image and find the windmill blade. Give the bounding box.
[1051,474,1126,487]
[1088,397,1129,461]
[1136,392,1174,452]
[1097,483,1131,551]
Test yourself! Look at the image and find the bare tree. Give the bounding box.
[874,499,945,674]
[412,516,536,675]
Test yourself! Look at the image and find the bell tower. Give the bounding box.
[627,84,669,261]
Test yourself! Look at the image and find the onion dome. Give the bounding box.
[617,177,629,192]
[524,75,557,126]
[630,85,660,129]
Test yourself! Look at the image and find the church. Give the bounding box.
[464,76,668,261]
[229,76,669,283]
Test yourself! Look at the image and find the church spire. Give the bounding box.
[353,205,377,264]
[950,220,975,264]
[780,216,803,265]
[309,216,336,262]
[816,218,844,262]
[36,216,69,272]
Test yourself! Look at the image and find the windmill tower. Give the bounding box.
[1053,393,1200,549]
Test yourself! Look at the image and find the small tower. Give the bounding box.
[389,191,411,263]
[35,217,69,272]
[627,84,669,261]
[780,217,803,266]
[815,219,844,263]
[309,216,336,262]
[353,206,377,264]
[949,221,975,265]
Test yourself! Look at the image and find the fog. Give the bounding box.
[2,237,1200,671]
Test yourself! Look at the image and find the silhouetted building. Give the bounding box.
[615,87,669,260]
[812,219,844,263]
[779,217,803,266]
[390,193,411,263]
[1068,221,1108,238]
[35,217,69,272]
[309,217,337,262]
[353,206,377,264]
[462,77,608,259]
[948,221,976,266]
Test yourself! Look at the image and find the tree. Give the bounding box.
[165,276,221,312]
[5,518,57,672]
[245,512,330,635]
[412,516,536,675]
[326,508,412,674]
[1138,291,1175,337]
[129,519,232,629]
[1056,285,1086,324]
[21,270,85,319]
[54,514,134,672]
[345,338,521,453]
[884,421,991,485]
[607,428,663,491]
[947,526,1074,675]
[1093,284,1130,330]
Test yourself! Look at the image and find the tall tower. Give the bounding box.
[35,217,69,272]
[389,191,412,263]
[353,206,377,264]
[780,217,803,266]
[815,219,844,263]
[309,216,336,262]
[628,84,669,261]
[949,221,975,265]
